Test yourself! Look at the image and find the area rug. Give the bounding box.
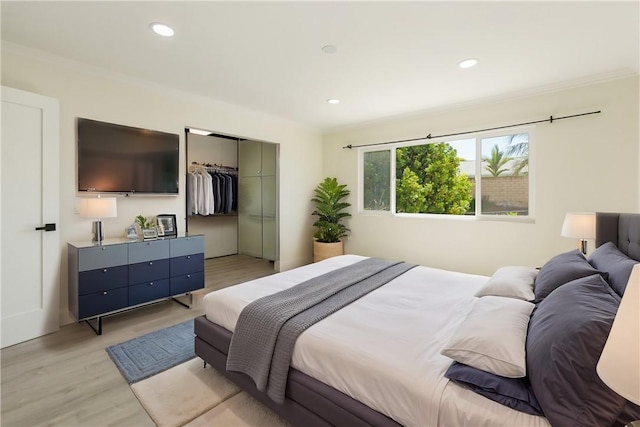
[106,319,195,383]
[131,358,291,427]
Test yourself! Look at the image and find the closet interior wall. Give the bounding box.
[186,132,239,258]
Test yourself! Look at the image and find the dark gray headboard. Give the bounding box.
[596,212,640,262]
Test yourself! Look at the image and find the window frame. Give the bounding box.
[357,126,535,222]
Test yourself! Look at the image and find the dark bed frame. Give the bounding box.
[194,317,401,427]
[194,212,640,427]
[595,212,640,259]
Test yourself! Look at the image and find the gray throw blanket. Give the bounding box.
[226,257,415,403]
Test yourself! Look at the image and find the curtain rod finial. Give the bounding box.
[426,133,432,139]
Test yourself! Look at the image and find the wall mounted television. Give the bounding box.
[77,118,179,195]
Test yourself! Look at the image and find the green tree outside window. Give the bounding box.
[396,143,472,214]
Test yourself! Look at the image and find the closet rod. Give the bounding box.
[342,110,601,149]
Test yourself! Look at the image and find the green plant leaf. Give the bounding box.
[311,177,351,243]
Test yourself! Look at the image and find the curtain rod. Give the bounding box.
[342,110,601,149]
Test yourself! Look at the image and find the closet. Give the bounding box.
[185,131,278,262]
[238,140,277,261]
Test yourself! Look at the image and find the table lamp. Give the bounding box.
[597,264,640,409]
[561,212,595,255]
[79,196,117,243]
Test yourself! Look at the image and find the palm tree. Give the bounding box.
[483,145,510,177]
[506,133,529,176]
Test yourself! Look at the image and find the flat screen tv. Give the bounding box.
[77,118,179,194]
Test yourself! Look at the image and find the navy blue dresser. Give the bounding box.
[68,235,204,334]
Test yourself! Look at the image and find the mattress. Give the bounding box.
[203,254,550,427]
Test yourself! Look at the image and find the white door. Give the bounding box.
[1,86,60,348]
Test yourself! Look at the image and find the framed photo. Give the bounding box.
[142,228,158,240]
[126,225,138,240]
[157,214,177,237]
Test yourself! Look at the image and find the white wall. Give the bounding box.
[323,76,639,275]
[1,44,323,325]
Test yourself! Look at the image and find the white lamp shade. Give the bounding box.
[79,197,117,219]
[597,264,640,405]
[560,212,596,239]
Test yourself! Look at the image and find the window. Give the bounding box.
[362,150,391,211]
[359,130,532,218]
[479,133,529,216]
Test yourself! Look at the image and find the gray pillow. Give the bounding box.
[588,241,638,296]
[533,249,605,302]
[474,266,537,301]
[445,361,543,416]
[526,274,624,427]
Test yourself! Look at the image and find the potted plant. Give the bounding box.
[311,177,351,262]
[134,215,157,240]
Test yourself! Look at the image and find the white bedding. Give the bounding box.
[203,255,550,427]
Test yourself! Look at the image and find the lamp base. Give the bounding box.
[92,220,104,243]
[580,239,588,255]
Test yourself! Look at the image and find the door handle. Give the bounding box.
[35,223,56,232]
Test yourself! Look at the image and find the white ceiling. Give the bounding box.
[2,1,639,131]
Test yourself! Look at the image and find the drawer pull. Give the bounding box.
[101,247,106,251]
[187,255,191,259]
[103,291,108,295]
[187,274,191,278]
[103,269,108,273]
[149,282,154,286]
[149,261,153,266]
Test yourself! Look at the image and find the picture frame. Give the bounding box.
[142,228,158,240]
[157,214,177,237]
[126,225,138,240]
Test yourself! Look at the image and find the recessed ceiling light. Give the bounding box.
[327,99,341,104]
[459,58,478,69]
[150,22,174,37]
[322,45,337,54]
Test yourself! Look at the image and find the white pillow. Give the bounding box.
[441,296,534,378]
[474,266,538,301]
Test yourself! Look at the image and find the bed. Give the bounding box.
[194,212,640,426]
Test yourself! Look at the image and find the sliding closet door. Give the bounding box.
[238,140,263,258]
[238,140,278,261]
[261,143,277,261]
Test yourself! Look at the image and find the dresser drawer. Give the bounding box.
[78,287,128,319]
[129,258,170,285]
[170,235,204,257]
[78,244,128,272]
[170,253,204,276]
[78,265,128,295]
[170,271,204,295]
[129,278,170,306]
[128,240,170,264]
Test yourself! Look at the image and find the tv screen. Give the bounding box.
[77,118,179,194]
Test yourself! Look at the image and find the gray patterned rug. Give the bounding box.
[106,319,195,384]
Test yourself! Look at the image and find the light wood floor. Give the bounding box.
[0,255,276,427]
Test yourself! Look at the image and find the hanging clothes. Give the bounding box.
[188,163,237,216]
[187,166,215,216]
[187,171,198,215]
